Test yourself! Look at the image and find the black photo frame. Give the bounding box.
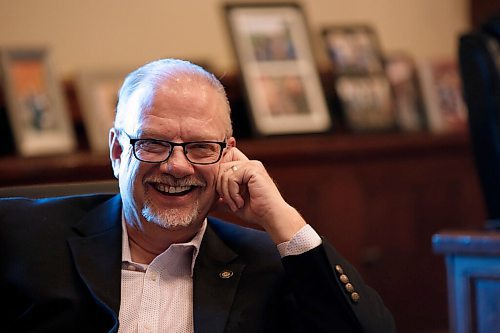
[322,24,397,132]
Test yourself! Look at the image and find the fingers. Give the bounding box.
[218,147,248,211]
[222,146,250,163]
[217,163,245,212]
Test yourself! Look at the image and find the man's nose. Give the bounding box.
[159,146,193,175]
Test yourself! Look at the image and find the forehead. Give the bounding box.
[121,75,229,138]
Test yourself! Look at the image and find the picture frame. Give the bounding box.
[224,2,332,136]
[417,58,468,133]
[75,69,127,152]
[322,24,385,76]
[321,24,397,132]
[0,48,77,156]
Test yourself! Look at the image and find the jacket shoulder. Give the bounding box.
[0,194,117,229]
[0,193,115,210]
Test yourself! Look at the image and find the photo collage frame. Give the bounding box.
[225,2,332,136]
[321,24,398,132]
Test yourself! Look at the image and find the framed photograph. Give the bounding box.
[335,74,397,132]
[322,25,385,75]
[224,2,332,136]
[0,48,77,156]
[417,58,468,133]
[321,24,397,132]
[75,69,127,152]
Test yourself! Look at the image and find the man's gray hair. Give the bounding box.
[115,58,232,137]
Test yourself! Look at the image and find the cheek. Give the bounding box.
[200,166,219,191]
[119,157,147,197]
[119,152,137,180]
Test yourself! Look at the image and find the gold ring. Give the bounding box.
[231,165,238,172]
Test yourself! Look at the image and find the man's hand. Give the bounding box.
[215,146,306,244]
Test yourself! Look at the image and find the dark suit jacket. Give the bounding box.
[0,194,395,333]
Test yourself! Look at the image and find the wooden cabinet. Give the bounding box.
[0,131,488,332]
[236,132,487,333]
[433,230,500,333]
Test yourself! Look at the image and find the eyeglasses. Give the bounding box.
[120,131,227,165]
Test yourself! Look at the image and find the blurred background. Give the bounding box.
[1,1,499,332]
[0,0,474,76]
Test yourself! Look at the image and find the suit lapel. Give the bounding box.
[67,195,123,323]
[193,221,246,333]
[66,196,247,332]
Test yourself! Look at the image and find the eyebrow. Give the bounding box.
[133,130,224,142]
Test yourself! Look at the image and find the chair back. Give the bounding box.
[0,180,119,198]
[459,16,500,229]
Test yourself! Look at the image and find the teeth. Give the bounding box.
[154,183,191,194]
[168,186,190,193]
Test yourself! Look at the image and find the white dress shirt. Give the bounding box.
[118,220,321,333]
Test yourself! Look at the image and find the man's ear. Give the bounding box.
[227,136,236,148]
[109,128,123,179]
[221,136,236,162]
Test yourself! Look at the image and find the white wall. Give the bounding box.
[0,0,470,78]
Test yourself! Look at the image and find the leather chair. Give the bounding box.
[458,15,500,229]
[0,180,119,198]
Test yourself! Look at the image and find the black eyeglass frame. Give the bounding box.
[120,131,227,165]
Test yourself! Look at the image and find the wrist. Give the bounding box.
[263,204,307,244]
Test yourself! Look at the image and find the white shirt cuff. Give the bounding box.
[276,224,322,258]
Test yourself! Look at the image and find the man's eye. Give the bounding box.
[137,141,169,152]
[189,143,218,153]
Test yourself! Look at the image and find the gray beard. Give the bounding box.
[142,196,201,230]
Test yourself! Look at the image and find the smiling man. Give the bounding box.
[0,59,396,332]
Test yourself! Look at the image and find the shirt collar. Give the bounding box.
[121,218,207,277]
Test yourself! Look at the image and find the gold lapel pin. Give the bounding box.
[219,269,234,279]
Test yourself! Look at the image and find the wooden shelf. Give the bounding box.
[0,151,112,186]
[237,130,472,161]
[0,131,471,186]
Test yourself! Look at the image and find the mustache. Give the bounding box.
[144,175,206,187]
